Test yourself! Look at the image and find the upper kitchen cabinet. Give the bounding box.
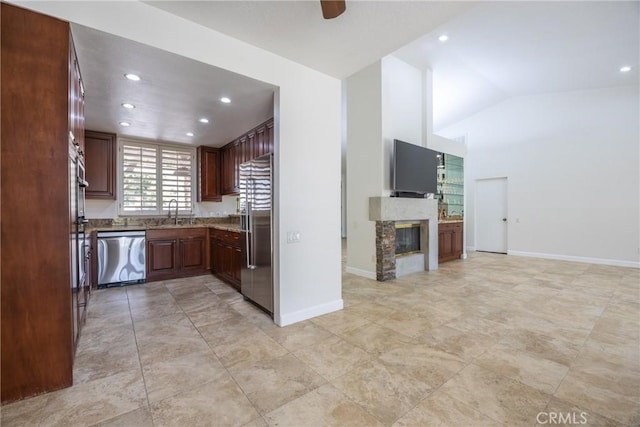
[85,130,116,199]
[221,140,240,195]
[69,36,85,156]
[197,145,222,202]
[221,118,274,196]
[2,3,84,402]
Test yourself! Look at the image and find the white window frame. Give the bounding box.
[117,137,196,216]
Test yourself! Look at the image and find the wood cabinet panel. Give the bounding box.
[146,228,208,281]
[180,236,206,271]
[1,3,76,402]
[85,130,116,199]
[197,146,222,202]
[147,239,178,278]
[220,118,273,196]
[438,222,463,263]
[221,141,239,195]
[266,120,274,154]
[210,228,241,290]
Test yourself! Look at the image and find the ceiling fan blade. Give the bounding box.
[320,0,346,19]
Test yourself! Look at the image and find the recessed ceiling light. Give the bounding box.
[119,121,131,127]
[125,73,141,81]
[220,97,231,104]
[438,34,449,42]
[186,132,195,137]
[121,103,135,109]
[199,118,209,124]
[620,66,632,73]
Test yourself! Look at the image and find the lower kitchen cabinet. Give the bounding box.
[438,222,463,263]
[210,228,241,290]
[146,228,207,281]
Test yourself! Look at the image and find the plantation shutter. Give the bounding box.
[122,144,158,213]
[160,147,193,212]
[120,141,194,215]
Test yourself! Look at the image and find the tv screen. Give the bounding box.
[392,139,438,196]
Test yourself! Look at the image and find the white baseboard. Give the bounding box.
[345,266,377,279]
[507,250,640,268]
[275,299,343,327]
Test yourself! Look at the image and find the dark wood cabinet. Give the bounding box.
[1,3,82,402]
[85,130,116,199]
[221,118,274,196]
[210,228,241,290]
[438,222,463,263]
[221,140,239,195]
[147,238,179,278]
[146,228,208,281]
[254,121,273,158]
[180,234,207,272]
[197,146,222,202]
[69,36,85,157]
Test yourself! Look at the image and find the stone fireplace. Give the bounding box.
[369,197,439,281]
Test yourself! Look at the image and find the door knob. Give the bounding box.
[502,218,507,222]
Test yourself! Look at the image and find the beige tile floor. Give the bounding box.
[2,248,639,426]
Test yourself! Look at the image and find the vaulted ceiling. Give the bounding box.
[71,1,638,144]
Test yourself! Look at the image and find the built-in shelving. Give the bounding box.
[436,153,464,217]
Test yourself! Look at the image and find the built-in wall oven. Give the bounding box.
[70,135,90,346]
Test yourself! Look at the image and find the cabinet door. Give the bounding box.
[69,37,85,156]
[221,142,238,195]
[266,120,274,154]
[231,246,242,289]
[197,146,221,202]
[85,130,116,199]
[438,224,463,263]
[246,132,256,161]
[147,238,178,279]
[180,236,206,272]
[210,239,217,273]
[233,141,242,193]
[453,224,463,256]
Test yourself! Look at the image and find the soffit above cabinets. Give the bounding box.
[71,23,276,147]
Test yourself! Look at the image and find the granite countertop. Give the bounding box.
[88,223,241,233]
[439,219,464,224]
[86,220,241,234]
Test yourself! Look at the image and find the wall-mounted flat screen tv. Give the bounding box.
[392,139,438,197]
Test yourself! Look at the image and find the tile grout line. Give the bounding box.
[127,283,158,427]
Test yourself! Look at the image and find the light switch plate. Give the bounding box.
[287,231,301,243]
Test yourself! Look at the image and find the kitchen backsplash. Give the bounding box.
[85,195,239,219]
[87,215,240,230]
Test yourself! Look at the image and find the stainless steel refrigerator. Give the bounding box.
[239,154,273,314]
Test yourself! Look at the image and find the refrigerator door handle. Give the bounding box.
[250,178,257,270]
[245,201,252,269]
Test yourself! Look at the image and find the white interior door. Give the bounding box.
[475,178,508,253]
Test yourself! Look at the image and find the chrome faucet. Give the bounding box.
[168,199,178,225]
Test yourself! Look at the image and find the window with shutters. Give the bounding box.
[119,139,195,215]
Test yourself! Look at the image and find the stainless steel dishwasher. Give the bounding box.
[97,230,146,288]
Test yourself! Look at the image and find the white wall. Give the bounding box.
[346,61,383,278]
[19,0,343,324]
[346,56,432,277]
[439,86,640,267]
